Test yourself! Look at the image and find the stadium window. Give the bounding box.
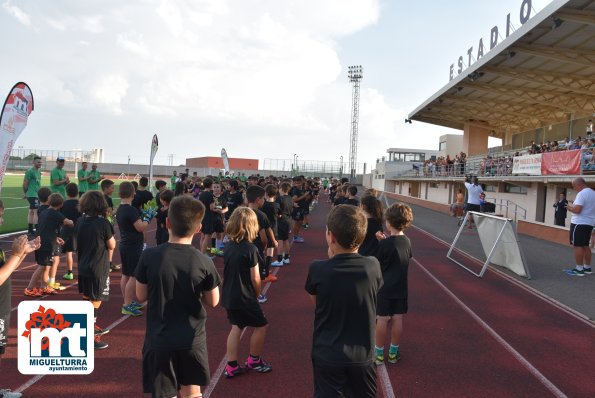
[504,183,527,194]
[484,185,496,192]
[429,182,439,188]
[439,141,446,151]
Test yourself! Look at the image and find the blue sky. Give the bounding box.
[0,0,550,167]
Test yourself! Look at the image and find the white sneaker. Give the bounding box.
[283,257,290,265]
[0,389,23,398]
[271,260,284,267]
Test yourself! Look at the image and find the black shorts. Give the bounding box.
[466,203,481,213]
[377,296,408,316]
[143,345,210,398]
[303,206,310,215]
[291,207,304,222]
[0,311,10,355]
[312,360,376,398]
[62,236,75,253]
[155,228,169,245]
[570,224,594,247]
[78,273,110,301]
[226,306,268,329]
[120,245,143,277]
[27,197,39,210]
[213,218,224,234]
[277,218,290,241]
[201,217,214,235]
[35,250,54,266]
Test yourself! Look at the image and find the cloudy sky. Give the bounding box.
[1,0,550,168]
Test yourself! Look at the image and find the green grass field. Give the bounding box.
[0,174,123,235]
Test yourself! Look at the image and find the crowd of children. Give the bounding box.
[1,164,416,398]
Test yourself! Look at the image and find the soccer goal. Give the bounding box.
[117,173,127,180]
[447,211,531,279]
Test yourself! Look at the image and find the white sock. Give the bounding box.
[576,265,584,271]
[48,277,55,284]
[584,265,591,269]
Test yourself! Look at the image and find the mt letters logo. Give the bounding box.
[18,301,94,374]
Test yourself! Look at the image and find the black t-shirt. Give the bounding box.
[277,194,293,219]
[116,204,143,247]
[221,240,260,310]
[262,201,280,232]
[375,235,412,299]
[132,189,154,211]
[213,193,228,222]
[135,243,221,349]
[334,196,347,206]
[156,207,168,231]
[344,198,360,207]
[37,204,49,218]
[290,186,307,208]
[0,250,9,315]
[104,194,114,210]
[199,190,214,222]
[37,208,66,252]
[305,253,383,366]
[226,191,244,219]
[253,208,270,253]
[75,216,113,278]
[358,218,383,257]
[60,199,81,239]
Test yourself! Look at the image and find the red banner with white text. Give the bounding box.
[541,149,581,175]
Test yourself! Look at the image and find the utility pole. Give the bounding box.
[347,65,363,182]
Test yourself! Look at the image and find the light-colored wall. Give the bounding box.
[463,124,490,156]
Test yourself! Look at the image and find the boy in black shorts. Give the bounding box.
[24,193,74,296]
[136,196,221,398]
[116,182,153,316]
[0,200,40,398]
[225,180,244,220]
[374,203,413,365]
[263,184,281,267]
[305,205,382,398]
[210,181,228,256]
[75,191,116,349]
[198,178,215,254]
[155,190,173,245]
[60,183,82,281]
[101,179,119,271]
[272,181,293,266]
[290,177,308,243]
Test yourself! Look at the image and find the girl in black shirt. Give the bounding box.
[358,195,384,257]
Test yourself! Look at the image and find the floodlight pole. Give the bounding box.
[347,65,363,182]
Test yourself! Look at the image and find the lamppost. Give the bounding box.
[295,155,299,174]
[127,155,131,179]
[293,153,297,176]
[348,65,363,181]
[340,156,343,179]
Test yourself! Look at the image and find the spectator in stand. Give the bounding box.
[553,193,568,227]
[586,120,593,136]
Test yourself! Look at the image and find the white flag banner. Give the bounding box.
[221,148,230,175]
[512,153,542,175]
[149,134,158,193]
[0,83,34,193]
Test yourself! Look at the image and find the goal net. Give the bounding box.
[447,211,531,279]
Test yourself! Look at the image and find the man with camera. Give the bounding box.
[464,175,483,229]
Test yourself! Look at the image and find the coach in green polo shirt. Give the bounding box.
[22,156,42,235]
[88,163,103,190]
[77,161,90,196]
[50,156,69,196]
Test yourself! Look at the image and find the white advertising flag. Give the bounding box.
[221,148,230,175]
[149,134,158,193]
[0,82,34,193]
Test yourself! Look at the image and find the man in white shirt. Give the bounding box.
[566,177,595,276]
[464,176,483,229]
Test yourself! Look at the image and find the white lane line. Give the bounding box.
[412,225,595,327]
[377,364,396,398]
[413,258,568,398]
[203,267,279,398]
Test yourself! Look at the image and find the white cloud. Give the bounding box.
[3,0,30,26]
[116,32,149,57]
[90,75,130,115]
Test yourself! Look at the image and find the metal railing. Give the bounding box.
[487,198,527,221]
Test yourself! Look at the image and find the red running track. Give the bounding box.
[1,197,595,397]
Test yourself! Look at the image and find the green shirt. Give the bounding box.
[171,175,177,188]
[24,167,42,198]
[50,167,67,196]
[88,170,101,190]
[78,169,89,192]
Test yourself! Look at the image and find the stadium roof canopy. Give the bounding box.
[408,0,595,140]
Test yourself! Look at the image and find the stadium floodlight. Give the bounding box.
[347,65,363,181]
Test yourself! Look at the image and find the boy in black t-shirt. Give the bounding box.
[136,196,221,398]
[59,183,81,282]
[0,199,40,398]
[222,207,272,378]
[155,190,173,245]
[198,177,215,254]
[246,185,277,296]
[263,184,281,267]
[101,179,119,271]
[273,182,293,265]
[305,205,382,398]
[25,193,74,296]
[290,177,308,243]
[344,185,360,207]
[225,180,244,221]
[374,203,413,366]
[132,177,154,212]
[210,181,228,256]
[75,191,116,350]
[116,182,153,317]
